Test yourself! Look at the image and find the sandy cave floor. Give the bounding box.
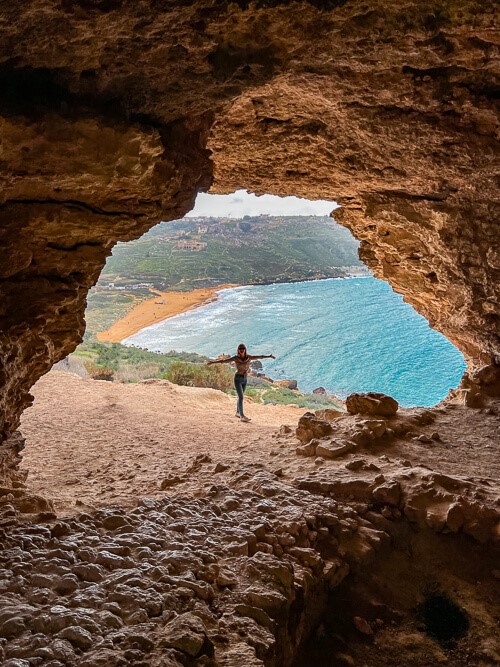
[20,370,499,515]
[20,370,306,513]
[8,369,500,666]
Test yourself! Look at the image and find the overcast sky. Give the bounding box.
[186,189,337,218]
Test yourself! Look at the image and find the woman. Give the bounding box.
[207,344,275,422]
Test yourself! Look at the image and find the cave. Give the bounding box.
[0,2,499,666]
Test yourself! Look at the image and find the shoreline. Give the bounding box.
[97,271,371,344]
[97,285,238,343]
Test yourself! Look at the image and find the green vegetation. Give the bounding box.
[83,290,150,340]
[72,342,208,383]
[99,215,364,291]
[70,342,344,410]
[259,386,339,410]
[164,361,234,392]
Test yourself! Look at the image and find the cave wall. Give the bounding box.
[0,0,499,442]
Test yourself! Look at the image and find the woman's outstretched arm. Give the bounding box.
[206,355,237,366]
[248,354,275,360]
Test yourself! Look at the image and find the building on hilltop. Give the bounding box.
[174,240,207,251]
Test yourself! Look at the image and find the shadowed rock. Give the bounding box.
[346,393,399,417]
[296,413,333,444]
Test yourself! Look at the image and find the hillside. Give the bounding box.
[99,215,365,290]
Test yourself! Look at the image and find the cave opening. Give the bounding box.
[82,189,465,409]
[17,188,469,513]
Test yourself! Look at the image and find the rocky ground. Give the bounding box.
[0,370,498,667]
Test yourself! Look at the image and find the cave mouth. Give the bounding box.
[95,189,465,408]
[418,593,469,647]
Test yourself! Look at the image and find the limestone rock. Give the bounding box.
[160,475,183,490]
[446,503,465,533]
[0,615,25,639]
[296,413,333,444]
[346,393,398,417]
[275,379,298,390]
[234,603,274,630]
[102,514,130,531]
[353,616,373,636]
[316,440,354,459]
[296,440,318,457]
[57,626,94,650]
[161,613,209,657]
[372,481,401,507]
[357,419,387,438]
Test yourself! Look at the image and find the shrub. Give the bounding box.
[244,386,262,403]
[84,361,114,381]
[164,361,233,391]
[261,387,338,410]
[114,363,164,383]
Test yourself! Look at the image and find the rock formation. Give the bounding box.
[0,4,498,451]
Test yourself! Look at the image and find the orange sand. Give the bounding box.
[97,285,238,343]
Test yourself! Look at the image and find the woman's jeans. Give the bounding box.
[234,373,247,416]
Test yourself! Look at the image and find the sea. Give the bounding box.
[123,277,466,407]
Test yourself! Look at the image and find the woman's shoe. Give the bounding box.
[235,413,241,418]
[240,416,251,423]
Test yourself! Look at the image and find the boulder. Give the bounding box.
[316,440,354,459]
[357,419,387,438]
[296,441,318,457]
[161,612,209,657]
[296,413,333,444]
[346,392,398,416]
[446,503,465,532]
[372,480,401,507]
[275,379,298,390]
[57,626,94,650]
[312,387,326,395]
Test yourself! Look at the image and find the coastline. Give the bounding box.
[97,285,238,343]
[97,272,371,344]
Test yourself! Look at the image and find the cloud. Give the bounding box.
[185,189,337,218]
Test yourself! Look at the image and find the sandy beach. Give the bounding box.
[97,285,238,343]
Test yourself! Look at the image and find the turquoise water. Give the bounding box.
[124,277,465,407]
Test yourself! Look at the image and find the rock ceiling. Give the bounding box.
[0,0,499,441]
